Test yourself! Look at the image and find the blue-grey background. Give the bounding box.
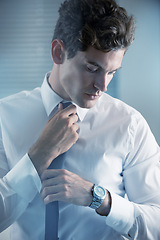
[0,0,160,238]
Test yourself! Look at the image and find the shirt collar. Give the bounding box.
[74,103,89,122]
[41,72,89,122]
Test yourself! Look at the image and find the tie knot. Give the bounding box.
[61,100,72,109]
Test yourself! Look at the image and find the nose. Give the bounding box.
[93,73,110,92]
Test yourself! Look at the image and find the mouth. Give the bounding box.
[85,93,101,100]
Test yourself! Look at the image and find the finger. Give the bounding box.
[62,104,77,116]
[48,103,63,122]
[41,169,67,181]
[41,169,59,181]
[66,128,79,145]
[42,175,66,188]
[70,113,79,124]
[57,103,63,112]
[72,123,79,133]
[52,102,68,117]
[42,184,68,203]
[43,192,63,204]
[41,184,62,199]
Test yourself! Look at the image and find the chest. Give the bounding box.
[62,118,129,196]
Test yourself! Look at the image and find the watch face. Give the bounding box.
[94,186,105,197]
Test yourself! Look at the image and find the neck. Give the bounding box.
[48,67,71,102]
[48,67,56,91]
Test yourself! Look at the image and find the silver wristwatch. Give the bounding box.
[89,184,106,210]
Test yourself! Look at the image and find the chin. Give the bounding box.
[80,100,97,109]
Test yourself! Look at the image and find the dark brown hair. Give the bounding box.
[53,0,135,58]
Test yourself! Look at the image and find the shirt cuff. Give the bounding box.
[105,191,135,236]
[3,154,41,203]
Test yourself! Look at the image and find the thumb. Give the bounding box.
[57,103,63,112]
[48,103,63,122]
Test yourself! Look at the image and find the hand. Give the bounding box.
[41,169,93,206]
[28,104,79,175]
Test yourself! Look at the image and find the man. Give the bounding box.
[0,0,160,239]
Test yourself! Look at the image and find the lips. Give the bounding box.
[85,93,101,100]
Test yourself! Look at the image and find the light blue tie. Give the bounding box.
[45,101,72,240]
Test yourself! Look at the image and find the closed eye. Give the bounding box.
[85,63,100,73]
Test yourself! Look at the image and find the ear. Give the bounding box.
[51,39,65,64]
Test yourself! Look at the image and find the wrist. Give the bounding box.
[89,184,111,216]
[96,190,111,216]
[28,145,56,176]
[89,184,106,209]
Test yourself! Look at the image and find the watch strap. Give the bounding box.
[89,184,106,210]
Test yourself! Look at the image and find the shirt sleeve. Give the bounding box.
[105,113,160,239]
[0,150,41,232]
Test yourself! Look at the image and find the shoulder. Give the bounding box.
[0,87,43,116]
[90,93,150,144]
[0,87,41,109]
[0,87,46,128]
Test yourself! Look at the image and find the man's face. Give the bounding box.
[52,47,125,109]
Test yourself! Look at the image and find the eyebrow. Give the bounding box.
[86,61,122,73]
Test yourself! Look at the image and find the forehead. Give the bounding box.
[74,47,125,70]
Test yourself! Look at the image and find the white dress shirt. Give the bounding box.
[0,72,160,240]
